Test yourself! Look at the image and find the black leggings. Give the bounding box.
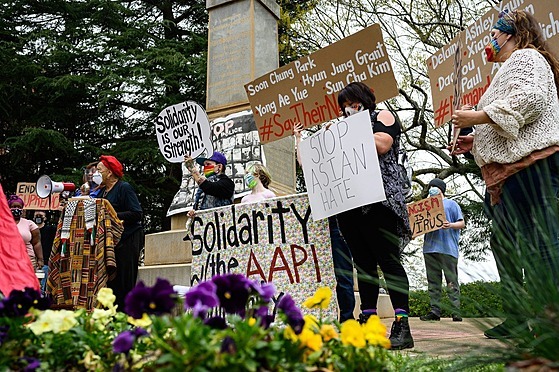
[337,203,410,312]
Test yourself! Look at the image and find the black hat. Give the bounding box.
[428,178,446,194]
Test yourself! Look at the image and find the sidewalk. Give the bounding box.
[381,317,506,357]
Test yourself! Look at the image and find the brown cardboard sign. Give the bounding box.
[407,194,447,238]
[427,0,559,127]
[16,182,61,211]
[245,24,398,144]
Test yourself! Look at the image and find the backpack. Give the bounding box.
[371,111,414,200]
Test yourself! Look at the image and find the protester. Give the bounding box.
[33,210,57,294]
[184,151,234,216]
[97,155,144,309]
[0,184,40,295]
[294,123,356,324]
[240,163,276,203]
[75,161,102,197]
[8,195,44,271]
[452,10,559,339]
[420,179,465,322]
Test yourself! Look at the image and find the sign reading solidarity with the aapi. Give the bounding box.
[407,194,447,238]
[188,194,337,318]
[245,24,398,144]
[298,110,385,220]
[155,101,214,163]
[427,0,559,127]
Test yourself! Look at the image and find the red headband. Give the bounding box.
[99,155,124,178]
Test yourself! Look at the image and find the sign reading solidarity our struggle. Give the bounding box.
[155,101,214,163]
[298,110,385,220]
[245,24,398,144]
[427,0,559,127]
[188,194,337,318]
[407,194,447,238]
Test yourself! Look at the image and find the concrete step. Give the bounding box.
[144,229,192,266]
[137,263,191,287]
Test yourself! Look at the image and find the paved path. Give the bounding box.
[380,317,507,357]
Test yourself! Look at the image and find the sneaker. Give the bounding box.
[452,315,463,322]
[419,312,440,321]
[484,320,528,339]
[389,317,414,350]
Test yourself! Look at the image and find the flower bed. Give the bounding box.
[0,274,398,371]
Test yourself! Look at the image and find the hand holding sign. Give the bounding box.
[155,101,214,163]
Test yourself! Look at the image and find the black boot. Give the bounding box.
[389,317,414,350]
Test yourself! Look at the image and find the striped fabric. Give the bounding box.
[47,199,123,310]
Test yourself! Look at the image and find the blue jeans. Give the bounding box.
[489,153,559,314]
[329,216,355,322]
[41,265,49,296]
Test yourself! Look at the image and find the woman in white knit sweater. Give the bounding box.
[452,10,559,339]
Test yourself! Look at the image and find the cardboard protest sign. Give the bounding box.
[155,101,214,163]
[427,0,559,127]
[298,110,385,220]
[16,182,61,211]
[245,24,398,144]
[407,194,446,238]
[167,110,264,217]
[188,194,337,318]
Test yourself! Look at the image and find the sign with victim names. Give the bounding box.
[299,110,386,220]
[155,101,214,163]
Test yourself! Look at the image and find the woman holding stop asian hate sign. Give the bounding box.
[295,82,413,350]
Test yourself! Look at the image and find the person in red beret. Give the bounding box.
[97,155,144,309]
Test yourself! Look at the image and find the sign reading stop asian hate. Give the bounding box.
[427,0,559,127]
[298,110,385,220]
[245,24,398,144]
[407,194,447,238]
[155,101,214,163]
[188,194,337,318]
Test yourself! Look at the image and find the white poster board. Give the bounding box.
[155,101,214,163]
[299,110,386,220]
[188,194,337,319]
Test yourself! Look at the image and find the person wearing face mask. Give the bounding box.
[97,155,144,309]
[75,162,103,197]
[33,210,57,294]
[419,179,465,323]
[184,151,234,217]
[7,195,44,271]
[240,163,276,203]
[451,10,559,339]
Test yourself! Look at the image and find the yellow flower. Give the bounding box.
[91,308,114,330]
[248,317,257,326]
[362,315,390,348]
[97,288,116,308]
[82,349,102,370]
[284,326,298,342]
[303,314,319,332]
[320,324,339,342]
[298,328,323,351]
[303,287,332,309]
[128,313,152,328]
[28,310,78,335]
[27,316,52,335]
[340,320,366,348]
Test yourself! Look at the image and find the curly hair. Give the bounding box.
[510,10,559,98]
[337,82,377,116]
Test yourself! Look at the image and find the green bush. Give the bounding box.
[409,281,503,317]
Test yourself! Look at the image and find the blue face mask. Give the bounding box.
[244,174,257,189]
[429,187,440,196]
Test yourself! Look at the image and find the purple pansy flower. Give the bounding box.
[124,278,177,319]
[249,281,276,303]
[185,281,219,318]
[212,274,251,316]
[254,305,274,329]
[113,331,135,354]
[20,356,41,372]
[278,294,304,334]
[1,288,49,317]
[221,336,237,354]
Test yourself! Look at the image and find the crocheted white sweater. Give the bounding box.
[473,48,559,167]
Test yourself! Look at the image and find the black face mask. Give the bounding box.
[11,208,23,218]
[34,216,45,224]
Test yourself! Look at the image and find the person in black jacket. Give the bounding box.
[184,151,234,216]
[97,155,144,310]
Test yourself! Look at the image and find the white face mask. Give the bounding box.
[344,104,363,117]
[428,187,441,196]
[92,172,103,185]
